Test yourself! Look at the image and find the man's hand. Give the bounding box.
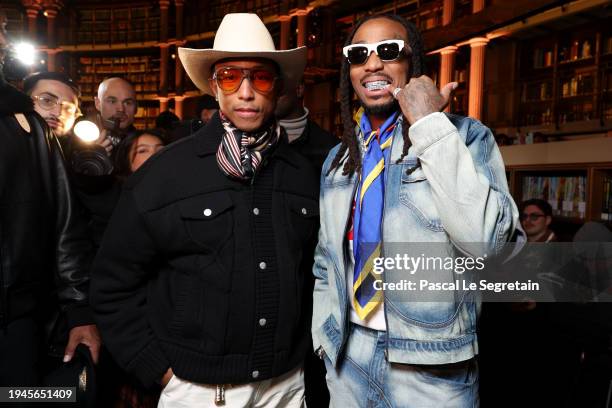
[388,76,458,125]
[160,368,174,388]
[95,129,113,156]
[64,324,101,364]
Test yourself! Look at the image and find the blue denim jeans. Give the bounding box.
[324,324,479,408]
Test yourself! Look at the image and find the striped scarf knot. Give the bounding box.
[216,111,281,181]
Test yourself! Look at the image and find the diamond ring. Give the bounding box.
[392,87,402,99]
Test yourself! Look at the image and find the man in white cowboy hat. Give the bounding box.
[91,13,318,407]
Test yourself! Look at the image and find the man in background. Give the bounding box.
[169,95,220,142]
[196,93,219,125]
[94,77,138,157]
[63,77,140,247]
[520,198,557,242]
[275,81,336,407]
[276,82,337,173]
[24,71,80,143]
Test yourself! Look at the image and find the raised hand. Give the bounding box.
[95,129,114,156]
[388,75,458,125]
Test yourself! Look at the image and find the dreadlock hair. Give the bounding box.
[327,13,427,176]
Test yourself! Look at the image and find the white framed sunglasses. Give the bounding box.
[342,40,408,65]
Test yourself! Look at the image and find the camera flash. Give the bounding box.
[73,120,100,142]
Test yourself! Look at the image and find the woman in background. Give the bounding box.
[100,128,166,408]
[115,128,166,178]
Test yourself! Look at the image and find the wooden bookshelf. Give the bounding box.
[518,22,610,129]
[60,6,161,47]
[134,103,160,129]
[511,168,588,220]
[77,55,160,99]
[501,138,612,232]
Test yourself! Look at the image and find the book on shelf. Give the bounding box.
[521,175,587,219]
[533,48,553,68]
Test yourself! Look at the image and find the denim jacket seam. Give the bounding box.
[386,294,465,329]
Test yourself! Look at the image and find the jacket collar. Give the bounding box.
[195,111,302,168]
[195,111,224,156]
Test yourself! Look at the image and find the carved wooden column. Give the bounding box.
[43,2,61,72]
[175,42,185,95]
[43,8,57,48]
[174,95,185,119]
[442,0,454,25]
[46,49,61,71]
[473,0,485,13]
[159,43,169,96]
[174,0,185,96]
[175,0,184,39]
[159,96,170,112]
[440,46,457,112]
[159,0,170,42]
[468,37,489,120]
[296,10,308,47]
[22,1,41,39]
[279,15,291,50]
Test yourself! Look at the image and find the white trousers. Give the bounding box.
[158,365,305,408]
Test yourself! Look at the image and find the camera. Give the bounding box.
[70,115,125,176]
[70,147,114,176]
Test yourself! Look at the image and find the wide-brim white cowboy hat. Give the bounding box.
[178,13,307,96]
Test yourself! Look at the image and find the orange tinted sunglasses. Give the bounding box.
[212,67,277,94]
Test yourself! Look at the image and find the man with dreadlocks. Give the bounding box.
[312,14,523,406]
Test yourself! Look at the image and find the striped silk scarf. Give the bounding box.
[216,112,281,181]
[352,108,399,319]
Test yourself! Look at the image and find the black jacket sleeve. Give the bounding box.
[90,187,170,387]
[44,120,95,329]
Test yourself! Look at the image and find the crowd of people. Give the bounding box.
[1,7,610,408]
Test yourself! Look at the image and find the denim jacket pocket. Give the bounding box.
[179,191,234,250]
[414,358,478,387]
[398,166,444,232]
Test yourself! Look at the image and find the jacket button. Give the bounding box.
[259,262,266,270]
[259,318,267,327]
[253,208,260,215]
[252,370,259,379]
[301,208,308,215]
[203,208,212,217]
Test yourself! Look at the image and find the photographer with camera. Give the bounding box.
[62,77,139,248]
[94,77,138,158]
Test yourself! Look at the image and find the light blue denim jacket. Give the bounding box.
[312,112,525,367]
